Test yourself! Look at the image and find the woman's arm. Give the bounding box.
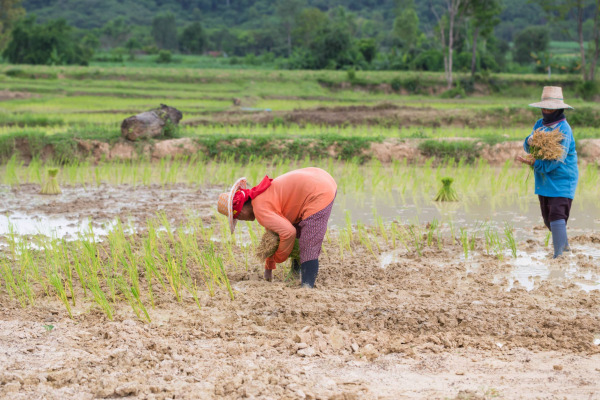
[258,212,296,270]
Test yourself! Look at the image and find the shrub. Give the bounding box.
[513,26,549,65]
[155,50,172,64]
[390,77,402,91]
[402,76,422,93]
[441,81,467,99]
[576,80,599,101]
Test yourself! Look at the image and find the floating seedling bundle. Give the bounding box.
[40,168,61,195]
[255,229,300,263]
[527,127,566,162]
[434,177,459,202]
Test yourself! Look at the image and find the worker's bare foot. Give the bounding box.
[264,269,273,282]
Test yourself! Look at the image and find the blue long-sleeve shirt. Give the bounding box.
[524,119,578,199]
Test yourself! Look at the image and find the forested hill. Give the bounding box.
[23,0,548,41]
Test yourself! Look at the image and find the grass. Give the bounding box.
[418,140,481,163]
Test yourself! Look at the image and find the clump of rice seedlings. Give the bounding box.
[503,221,517,258]
[528,127,566,162]
[484,226,505,260]
[544,231,552,247]
[40,168,61,195]
[434,177,459,202]
[255,230,300,263]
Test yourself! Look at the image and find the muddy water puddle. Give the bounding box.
[506,247,600,292]
[331,193,600,237]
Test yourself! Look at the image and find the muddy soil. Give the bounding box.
[182,104,460,128]
[1,186,600,399]
[1,234,600,399]
[0,183,218,232]
[182,104,536,129]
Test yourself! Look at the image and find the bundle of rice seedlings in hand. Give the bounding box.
[255,230,300,262]
[40,168,61,195]
[433,177,459,202]
[528,127,566,161]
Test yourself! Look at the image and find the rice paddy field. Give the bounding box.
[1,65,600,399]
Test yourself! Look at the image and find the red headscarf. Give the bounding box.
[232,175,273,218]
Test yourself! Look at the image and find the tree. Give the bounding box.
[430,0,464,89]
[180,22,206,54]
[536,0,600,82]
[3,16,89,65]
[100,17,131,49]
[152,12,178,51]
[464,0,501,78]
[513,26,550,64]
[357,38,377,63]
[392,0,420,49]
[294,8,328,47]
[310,25,353,69]
[277,0,303,57]
[0,0,25,51]
[125,37,140,60]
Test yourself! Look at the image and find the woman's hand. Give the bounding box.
[527,136,533,146]
[264,269,273,282]
[517,156,535,166]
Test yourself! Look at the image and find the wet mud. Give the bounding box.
[1,185,600,398]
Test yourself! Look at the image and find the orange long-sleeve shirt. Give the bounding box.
[252,168,337,269]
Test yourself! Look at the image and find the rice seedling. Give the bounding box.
[503,221,517,258]
[448,220,456,245]
[357,221,378,259]
[544,231,552,247]
[427,218,439,247]
[5,154,22,189]
[460,228,469,259]
[40,168,62,195]
[434,178,459,202]
[407,222,422,256]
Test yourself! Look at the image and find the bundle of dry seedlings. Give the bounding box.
[528,127,566,161]
[256,230,300,262]
[40,168,61,195]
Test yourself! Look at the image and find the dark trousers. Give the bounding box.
[538,195,573,230]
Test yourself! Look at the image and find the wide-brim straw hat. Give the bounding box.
[217,177,246,234]
[529,86,573,110]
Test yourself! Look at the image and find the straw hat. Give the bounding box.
[529,86,573,110]
[217,177,246,234]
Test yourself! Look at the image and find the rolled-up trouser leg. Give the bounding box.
[550,219,567,258]
[301,259,319,288]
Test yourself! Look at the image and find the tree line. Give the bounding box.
[2,0,600,88]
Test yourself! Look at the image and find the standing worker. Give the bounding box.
[218,168,337,288]
[517,86,578,258]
